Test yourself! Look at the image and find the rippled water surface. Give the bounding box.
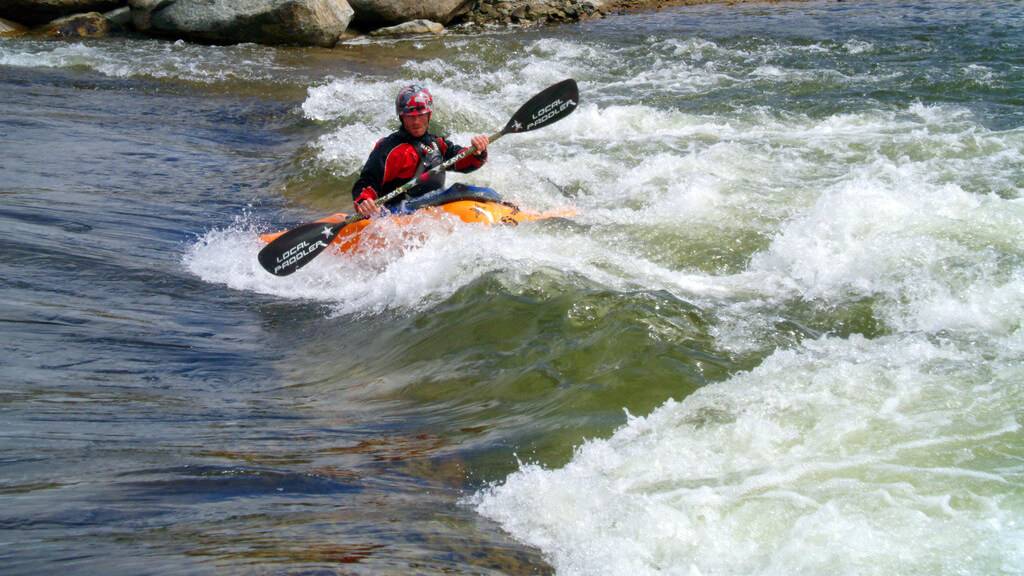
[2,1,1022,574]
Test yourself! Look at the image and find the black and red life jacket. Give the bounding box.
[351,127,487,207]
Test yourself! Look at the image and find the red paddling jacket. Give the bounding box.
[351,127,487,207]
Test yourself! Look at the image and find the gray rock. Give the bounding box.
[129,0,354,47]
[103,5,132,29]
[369,18,443,36]
[35,11,112,37]
[128,0,167,30]
[348,0,471,28]
[0,0,125,26]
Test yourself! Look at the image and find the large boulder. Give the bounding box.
[129,0,354,47]
[0,0,124,26]
[348,0,471,28]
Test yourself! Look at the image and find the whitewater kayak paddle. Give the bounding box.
[258,78,580,276]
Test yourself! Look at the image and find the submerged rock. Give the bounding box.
[36,11,111,37]
[0,0,125,26]
[129,0,354,47]
[348,0,471,29]
[369,18,444,36]
[0,17,28,35]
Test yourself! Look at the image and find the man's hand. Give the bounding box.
[355,197,380,218]
[354,186,381,218]
[471,134,489,156]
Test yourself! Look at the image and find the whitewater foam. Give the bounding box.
[472,334,1023,575]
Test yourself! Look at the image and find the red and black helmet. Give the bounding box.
[395,84,433,117]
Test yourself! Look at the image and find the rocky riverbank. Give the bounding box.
[466,0,796,26]
[0,0,798,46]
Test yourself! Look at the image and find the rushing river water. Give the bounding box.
[2,1,1022,574]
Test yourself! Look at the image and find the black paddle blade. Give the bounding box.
[504,79,579,134]
[257,220,342,276]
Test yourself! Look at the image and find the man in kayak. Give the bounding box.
[352,84,492,218]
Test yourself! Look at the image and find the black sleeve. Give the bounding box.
[352,141,386,200]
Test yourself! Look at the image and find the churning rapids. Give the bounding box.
[2,1,1022,574]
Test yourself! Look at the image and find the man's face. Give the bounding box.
[401,113,430,137]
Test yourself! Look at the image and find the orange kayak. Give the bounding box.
[260,199,576,254]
